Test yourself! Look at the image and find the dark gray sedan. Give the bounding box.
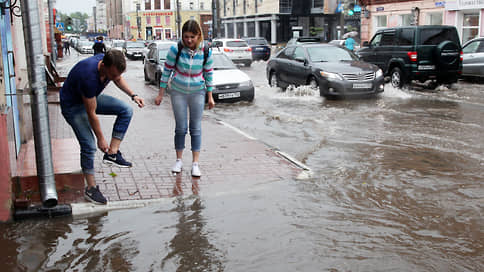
[462,37,484,80]
[143,41,177,86]
[266,44,384,99]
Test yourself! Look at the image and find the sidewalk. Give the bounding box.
[15,53,306,215]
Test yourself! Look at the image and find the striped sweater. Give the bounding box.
[159,42,214,93]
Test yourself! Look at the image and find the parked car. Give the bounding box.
[357,25,462,88]
[286,36,322,46]
[144,41,177,86]
[211,38,252,67]
[77,40,94,54]
[109,39,126,53]
[211,51,254,102]
[125,41,145,60]
[266,43,384,99]
[461,37,484,80]
[242,37,271,61]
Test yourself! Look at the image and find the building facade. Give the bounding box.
[360,0,483,44]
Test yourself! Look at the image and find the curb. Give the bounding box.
[71,198,170,217]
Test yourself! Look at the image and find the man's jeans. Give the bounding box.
[61,94,133,175]
[170,90,205,152]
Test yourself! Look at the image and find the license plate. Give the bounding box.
[255,48,264,51]
[418,65,435,70]
[352,83,372,89]
[218,92,240,99]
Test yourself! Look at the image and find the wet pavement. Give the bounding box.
[1,52,483,271]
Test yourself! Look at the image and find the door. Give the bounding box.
[0,11,20,155]
[462,39,484,77]
[288,46,310,85]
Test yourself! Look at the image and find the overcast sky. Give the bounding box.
[55,0,96,16]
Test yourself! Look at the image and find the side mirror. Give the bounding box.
[362,41,370,47]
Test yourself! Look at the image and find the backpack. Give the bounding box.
[174,40,210,67]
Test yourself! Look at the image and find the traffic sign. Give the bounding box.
[56,22,64,31]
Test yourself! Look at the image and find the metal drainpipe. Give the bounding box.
[48,0,56,63]
[21,0,58,207]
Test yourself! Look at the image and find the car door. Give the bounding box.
[146,44,157,81]
[287,46,310,85]
[375,30,396,73]
[462,39,484,77]
[277,47,296,84]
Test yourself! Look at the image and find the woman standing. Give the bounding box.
[154,20,215,177]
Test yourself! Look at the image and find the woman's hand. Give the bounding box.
[207,94,215,109]
[155,88,165,105]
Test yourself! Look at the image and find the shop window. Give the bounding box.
[462,13,480,43]
[426,12,442,25]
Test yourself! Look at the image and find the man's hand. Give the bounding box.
[133,96,145,108]
[97,137,109,153]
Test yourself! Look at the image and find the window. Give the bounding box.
[400,14,412,26]
[165,16,170,25]
[156,16,160,25]
[293,47,305,60]
[380,32,395,46]
[426,12,442,25]
[398,29,414,45]
[376,16,387,28]
[164,0,170,9]
[463,40,481,53]
[146,16,151,25]
[165,29,172,39]
[370,33,383,47]
[155,0,161,9]
[462,13,480,43]
[145,0,151,10]
[420,28,460,45]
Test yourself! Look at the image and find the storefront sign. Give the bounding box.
[142,12,173,16]
[435,1,445,7]
[376,7,384,12]
[446,0,484,10]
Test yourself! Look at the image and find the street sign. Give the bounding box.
[56,22,64,31]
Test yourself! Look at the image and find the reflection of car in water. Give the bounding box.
[143,41,177,86]
[125,41,146,60]
[267,43,384,99]
[461,37,484,80]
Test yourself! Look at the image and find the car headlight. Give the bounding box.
[239,80,253,87]
[320,71,343,80]
[375,69,383,78]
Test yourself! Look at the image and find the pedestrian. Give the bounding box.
[345,35,356,51]
[154,19,215,177]
[60,49,145,204]
[92,36,106,55]
[63,39,70,55]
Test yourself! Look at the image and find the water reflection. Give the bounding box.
[162,173,224,271]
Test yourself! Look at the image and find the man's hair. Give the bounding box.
[102,49,126,73]
[182,19,204,48]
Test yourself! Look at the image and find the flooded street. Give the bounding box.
[1,59,483,271]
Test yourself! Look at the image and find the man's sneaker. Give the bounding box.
[191,162,201,177]
[84,186,107,205]
[103,151,132,167]
[172,159,183,173]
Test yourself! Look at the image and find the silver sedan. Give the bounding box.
[462,37,484,79]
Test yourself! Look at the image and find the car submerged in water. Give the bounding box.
[266,43,384,99]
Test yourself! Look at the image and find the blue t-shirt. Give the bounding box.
[60,54,109,107]
[345,37,355,51]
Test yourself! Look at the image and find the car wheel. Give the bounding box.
[308,76,318,90]
[390,67,405,88]
[144,69,149,82]
[245,61,252,67]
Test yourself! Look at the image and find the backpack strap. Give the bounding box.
[174,40,210,67]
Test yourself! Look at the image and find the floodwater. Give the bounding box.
[1,60,482,271]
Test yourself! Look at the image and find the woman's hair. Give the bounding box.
[182,19,204,48]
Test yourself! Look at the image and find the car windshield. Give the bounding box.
[226,41,249,47]
[158,48,170,61]
[126,42,145,48]
[212,54,236,70]
[307,46,357,62]
[247,39,267,45]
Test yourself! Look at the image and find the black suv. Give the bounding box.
[357,26,462,88]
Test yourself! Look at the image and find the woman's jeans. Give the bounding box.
[61,94,133,175]
[170,91,205,152]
